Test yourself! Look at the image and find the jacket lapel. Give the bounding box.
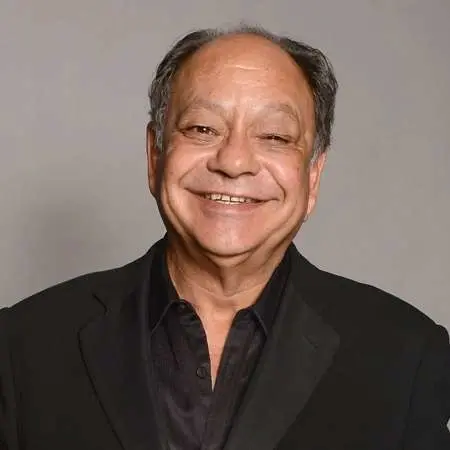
[224,248,340,450]
[79,248,163,450]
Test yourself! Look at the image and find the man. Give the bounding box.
[0,25,449,450]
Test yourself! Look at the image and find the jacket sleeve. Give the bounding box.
[0,308,19,450]
[403,323,450,449]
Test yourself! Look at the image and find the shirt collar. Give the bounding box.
[250,249,291,335]
[148,240,291,336]
[148,240,178,332]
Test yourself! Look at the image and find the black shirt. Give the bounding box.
[148,244,290,450]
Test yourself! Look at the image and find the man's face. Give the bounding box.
[148,34,326,262]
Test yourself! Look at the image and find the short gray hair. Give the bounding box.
[148,25,338,160]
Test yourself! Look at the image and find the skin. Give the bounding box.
[147,34,327,385]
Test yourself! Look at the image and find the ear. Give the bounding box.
[305,151,327,218]
[146,122,160,196]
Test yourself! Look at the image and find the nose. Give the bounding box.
[206,133,261,178]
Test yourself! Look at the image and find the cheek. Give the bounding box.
[266,154,310,199]
[163,147,201,182]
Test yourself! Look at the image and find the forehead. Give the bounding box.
[171,34,313,110]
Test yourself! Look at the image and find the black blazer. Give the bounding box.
[1,240,449,450]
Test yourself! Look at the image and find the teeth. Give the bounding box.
[203,193,256,204]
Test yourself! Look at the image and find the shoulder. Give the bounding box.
[1,249,151,338]
[326,269,439,333]
[291,247,445,341]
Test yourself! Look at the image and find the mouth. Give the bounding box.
[201,192,261,204]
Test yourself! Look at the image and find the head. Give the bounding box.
[146,25,338,267]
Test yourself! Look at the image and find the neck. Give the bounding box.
[165,237,287,319]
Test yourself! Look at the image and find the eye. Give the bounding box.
[262,134,291,144]
[187,125,217,135]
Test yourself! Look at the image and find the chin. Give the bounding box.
[193,233,261,260]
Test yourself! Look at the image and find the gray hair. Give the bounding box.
[148,25,338,160]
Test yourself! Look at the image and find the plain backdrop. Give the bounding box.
[0,0,449,332]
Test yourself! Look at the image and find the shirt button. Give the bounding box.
[196,365,208,379]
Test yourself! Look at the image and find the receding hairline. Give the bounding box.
[168,31,316,114]
[172,31,309,80]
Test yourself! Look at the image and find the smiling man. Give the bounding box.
[1,26,449,450]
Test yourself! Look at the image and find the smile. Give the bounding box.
[202,193,259,204]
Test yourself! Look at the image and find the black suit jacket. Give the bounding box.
[1,240,449,449]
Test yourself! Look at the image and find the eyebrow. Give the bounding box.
[176,98,227,121]
[258,102,301,122]
[176,97,301,123]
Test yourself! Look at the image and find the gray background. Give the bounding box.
[1,0,449,332]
